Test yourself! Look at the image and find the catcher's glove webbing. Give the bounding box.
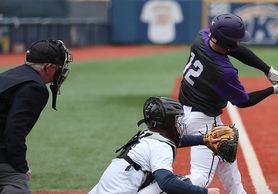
[203,125,239,163]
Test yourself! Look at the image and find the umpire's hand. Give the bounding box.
[26,169,32,180]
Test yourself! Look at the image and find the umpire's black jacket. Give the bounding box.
[0,64,49,173]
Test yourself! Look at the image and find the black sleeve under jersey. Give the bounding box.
[154,169,207,194]
[228,45,270,74]
[179,135,204,147]
[237,87,273,108]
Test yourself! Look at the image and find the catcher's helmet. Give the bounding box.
[138,96,184,137]
[209,13,250,50]
[26,40,73,110]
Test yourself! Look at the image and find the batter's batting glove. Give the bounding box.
[267,66,278,85]
[273,84,278,94]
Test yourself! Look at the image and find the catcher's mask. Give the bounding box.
[137,96,184,142]
[209,13,250,51]
[26,39,73,110]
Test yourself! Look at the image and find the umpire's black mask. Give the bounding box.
[26,39,73,110]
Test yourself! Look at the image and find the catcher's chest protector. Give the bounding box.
[115,129,177,191]
[116,129,176,159]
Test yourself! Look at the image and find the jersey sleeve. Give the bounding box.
[149,141,174,173]
[180,135,204,147]
[140,1,153,22]
[213,67,249,105]
[172,1,183,23]
[154,169,208,194]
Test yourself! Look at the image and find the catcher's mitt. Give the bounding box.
[203,125,239,163]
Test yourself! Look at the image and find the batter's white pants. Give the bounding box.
[181,106,246,194]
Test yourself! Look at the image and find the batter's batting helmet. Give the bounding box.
[209,13,250,50]
[137,96,184,137]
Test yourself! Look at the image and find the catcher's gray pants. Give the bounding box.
[0,163,30,194]
[137,182,165,194]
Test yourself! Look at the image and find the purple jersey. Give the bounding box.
[179,28,249,116]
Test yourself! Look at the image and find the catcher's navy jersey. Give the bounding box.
[179,28,249,117]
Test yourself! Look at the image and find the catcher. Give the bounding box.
[88,96,237,194]
[139,124,239,194]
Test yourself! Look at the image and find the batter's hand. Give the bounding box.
[267,66,278,84]
[208,188,220,194]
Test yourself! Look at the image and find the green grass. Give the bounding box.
[2,46,277,191]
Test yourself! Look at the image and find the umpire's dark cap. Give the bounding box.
[26,40,65,66]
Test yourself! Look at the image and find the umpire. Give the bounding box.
[0,40,72,194]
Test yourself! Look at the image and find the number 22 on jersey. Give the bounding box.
[183,52,204,86]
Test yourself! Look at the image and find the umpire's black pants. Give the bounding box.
[0,163,30,194]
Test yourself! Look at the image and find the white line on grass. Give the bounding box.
[227,102,272,194]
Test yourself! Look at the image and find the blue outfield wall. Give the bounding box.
[0,0,277,53]
[111,0,202,44]
[112,0,278,45]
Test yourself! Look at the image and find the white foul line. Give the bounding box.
[226,102,272,194]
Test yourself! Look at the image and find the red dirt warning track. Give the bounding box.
[1,46,277,194]
[0,45,185,67]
